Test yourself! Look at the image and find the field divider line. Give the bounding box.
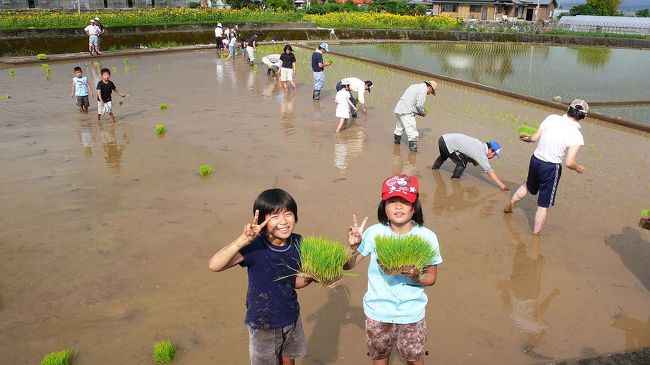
[294,44,650,134]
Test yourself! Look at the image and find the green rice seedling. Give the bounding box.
[423,106,430,114]
[37,53,47,60]
[153,340,176,363]
[123,59,129,65]
[93,61,101,67]
[327,58,334,64]
[159,103,168,111]
[642,209,650,218]
[375,235,437,277]
[0,95,10,101]
[518,125,537,138]
[124,66,129,73]
[198,165,214,176]
[40,349,74,365]
[298,236,347,288]
[9,69,16,77]
[155,124,167,135]
[111,67,117,72]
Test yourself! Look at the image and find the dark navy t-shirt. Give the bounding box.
[239,233,302,330]
[311,51,324,72]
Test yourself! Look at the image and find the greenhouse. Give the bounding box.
[558,15,650,35]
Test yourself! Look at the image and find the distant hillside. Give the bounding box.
[559,0,649,10]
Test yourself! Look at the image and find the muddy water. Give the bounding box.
[0,46,649,365]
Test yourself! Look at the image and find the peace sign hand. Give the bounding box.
[242,210,271,244]
[347,214,368,248]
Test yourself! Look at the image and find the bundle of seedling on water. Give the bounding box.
[153,340,176,363]
[155,124,167,135]
[37,53,48,60]
[298,236,348,288]
[198,165,214,176]
[375,235,436,277]
[40,349,74,365]
[160,103,168,111]
[518,125,537,138]
[640,208,650,230]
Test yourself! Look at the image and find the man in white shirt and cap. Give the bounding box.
[335,77,373,118]
[393,80,437,152]
[262,54,282,77]
[84,19,101,56]
[504,99,588,234]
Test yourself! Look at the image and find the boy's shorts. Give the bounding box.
[89,35,98,46]
[366,317,426,362]
[526,155,562,208]
[248,319,307,365]
[76,95,89,107]
[97,100,112,115]
[280,67,293,82]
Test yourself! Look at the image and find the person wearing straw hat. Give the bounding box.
[504,99,588,234]
[393,80,437,152]
[336,77,373,118]
[432,133,509,191]
[84,19,101,56]
[311,43,331,101]
[214,23,224,50]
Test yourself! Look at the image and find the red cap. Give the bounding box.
[381,174,419,203]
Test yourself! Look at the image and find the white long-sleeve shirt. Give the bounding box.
[394,83,428,115]
[340,77,367,105]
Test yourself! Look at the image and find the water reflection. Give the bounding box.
[611,310,650,351]
[392,144,417,176]
[280,93,296,137]
[99,122,131,175]
[575,47,611,71]
[498,216,559,358]
[334,129,366,172]
[78,120,96,158]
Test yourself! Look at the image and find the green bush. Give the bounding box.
[188,1,200,8]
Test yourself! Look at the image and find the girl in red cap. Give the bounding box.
[344,174,443,365]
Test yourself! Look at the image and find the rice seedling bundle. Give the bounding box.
[642,209,650,218]
[40,349,73,365]
[327,58,333,64]
[375,235,436,277]
[640,209,650,230]
[198,165,214,176]
[111,67,117,72]
[0,95,10,101]
[298,236,347,287]
[155,124,167,135]
[37,53,47,60]
[9,69,15,76]
[159,103,168,111]
[423,106,430,114]
[153,340,176,363]
[518,125,537,137]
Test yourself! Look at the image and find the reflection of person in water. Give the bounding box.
[498,218,559,352]
[99,123,130,174]
[78,120,96,157]
[392,144,417,176]
[334,129,366,172]
[433,170,503,216]
[305,285,364,365]
[611,310,650,351]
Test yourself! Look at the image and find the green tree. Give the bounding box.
[637,9,650,17]
[586,0,622,16]
[226,0,248,8]
[570,3,597,15]
[265,0,292,9]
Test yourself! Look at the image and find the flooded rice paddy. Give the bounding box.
[333,42,650,125]
[1,45,649,364]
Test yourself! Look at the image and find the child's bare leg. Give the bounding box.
[407,357,424,365]
[97,113,101,121]
[281,81,288,91]
[280,357,295,365]
[290,80,297,92]
[505,183,528,213]
[336,118,346,133]
[373,357,389,365]
[109,112,116,123]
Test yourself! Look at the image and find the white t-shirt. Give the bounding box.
[533,114,584,164]
[214,26,223,37]
[84,25,100,35]
[335,89,350,106]
[340,77,367,104]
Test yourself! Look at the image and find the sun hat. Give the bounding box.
[381,174,419,203]
[90,19,95,23]
[217,22,222,27]
[487,140,502,158]
[424,80,438,94]
[570,99,589,114]
[94,17,100,21]
[319,43,330,52]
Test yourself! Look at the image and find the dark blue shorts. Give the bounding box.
[526,155,562,208]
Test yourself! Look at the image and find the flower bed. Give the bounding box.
[304,12,463,31]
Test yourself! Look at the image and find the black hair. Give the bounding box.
[284,44,293,53]
[364,80,373,87]
[73,66,82,72]
[253,188,298,225]
[100,68,111,76]
[377,198,424,226]
[567,106,587,120]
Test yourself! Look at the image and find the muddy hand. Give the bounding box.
[348,214,368,247]
[243,210,270,242]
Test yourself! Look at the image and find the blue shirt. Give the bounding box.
[311,51,324,72]
[73,76,89,97]
[358,223,443,324]
[239,233,302,329]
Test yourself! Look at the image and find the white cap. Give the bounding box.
[94,17,100,21]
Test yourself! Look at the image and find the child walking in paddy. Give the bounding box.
[209,189,313,365]
[71,66,92,113]
[344,174,443,365]
[335,82,357,133]
[96,68,125,123]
